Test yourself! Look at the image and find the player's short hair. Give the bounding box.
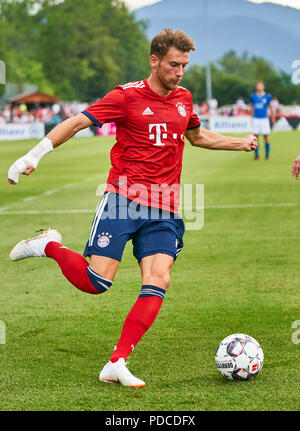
[150,28,195,58]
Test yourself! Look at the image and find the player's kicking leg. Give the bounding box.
[9,228,118,294]
[9,194,119,295]
[9,230,147,387]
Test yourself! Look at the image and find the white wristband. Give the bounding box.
[8,137,53,184]
[26,137,53,168]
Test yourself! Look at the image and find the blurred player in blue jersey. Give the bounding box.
[249,81,276,160]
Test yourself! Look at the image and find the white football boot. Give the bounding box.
[99,358,146,388]
[9,228,62,261]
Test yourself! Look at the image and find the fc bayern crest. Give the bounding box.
[97,235,110,248]
[176,102,186,117]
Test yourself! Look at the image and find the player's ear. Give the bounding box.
[150,54,160,70]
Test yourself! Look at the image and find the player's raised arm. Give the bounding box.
[185,126,258,152]
[8,113,93,185]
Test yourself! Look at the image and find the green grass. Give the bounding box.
[1,132,300,411]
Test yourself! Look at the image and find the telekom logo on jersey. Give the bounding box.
[149,123,184,146]
[149,123,167,146]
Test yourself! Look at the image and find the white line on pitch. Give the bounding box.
[0,209,95,215]
[3,173,107,211]
[194,202,297,209]
[0,202,297,215]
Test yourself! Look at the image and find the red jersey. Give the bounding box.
[82,79,200,213]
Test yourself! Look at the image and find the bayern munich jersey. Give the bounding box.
[249,92,272,119]
[82,79,200,213]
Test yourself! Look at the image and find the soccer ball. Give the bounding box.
[215,333,264,381]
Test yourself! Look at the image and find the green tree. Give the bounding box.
[212,72,253,106]
[0,0,149,101]
[182,50,300,105]
[35,0,149,100]
[218,50,253,80]
[181,64,206,104]
[0,0,53,94]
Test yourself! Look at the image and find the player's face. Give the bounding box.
[256,82,265,93]
[152,47,189,91]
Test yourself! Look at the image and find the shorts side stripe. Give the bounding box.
[89,192,110,247]
[89,192,110,246]
[88,196,106,247]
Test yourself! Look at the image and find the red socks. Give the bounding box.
[45,241,99,294]
[110,285,166,363]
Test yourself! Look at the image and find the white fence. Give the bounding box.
[0,122,45,140]
[207,116,252,133]
[1,115,298,141]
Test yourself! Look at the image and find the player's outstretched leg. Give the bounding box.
[100,253,172,388]
[99,286,165,388]
[9,229,112,294]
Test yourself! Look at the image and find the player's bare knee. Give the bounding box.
[144,272,170,290]
[89,255,119,281]
[157,261,173,289]
[161,272,171,290]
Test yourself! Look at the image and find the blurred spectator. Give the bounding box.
[12,105,21,122]
[19,111,30,123]
[0,97,295,125]
[208,97,218,115]
[0,112,6,124]
[61,103,71,120]
[51,102,61,115]
[271,97,280,116]
[19,103,27,113]
[200,101,209,115]
[0,99,93,144]
[47,112,61,126]
[3,104,11,122]
[36,106,51,122]
[193,103,201,115]
[236,97,247,110]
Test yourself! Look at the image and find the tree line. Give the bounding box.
[0,0,150,101]
[182,50,300,106]
[0,0,299,105]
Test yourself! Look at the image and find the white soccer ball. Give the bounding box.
[215,333,264,381]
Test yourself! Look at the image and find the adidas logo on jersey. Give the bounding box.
[142,107,154,115]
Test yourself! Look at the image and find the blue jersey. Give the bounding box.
[249,92,272,119]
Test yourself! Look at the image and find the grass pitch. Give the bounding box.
[1,131,300,411]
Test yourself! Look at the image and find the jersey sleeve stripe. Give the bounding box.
[186,123,200,130]
[82,110,103,128]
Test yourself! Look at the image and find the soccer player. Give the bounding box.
[8,29,257,388]
[249,81,275,160]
